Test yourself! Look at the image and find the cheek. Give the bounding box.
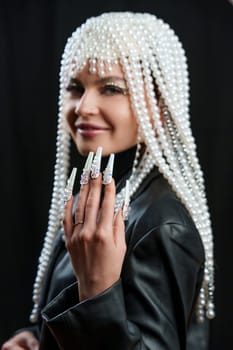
[122,104,138,136]
[121,104,137,133]
[129,120,138,142]
[116,112,138,141]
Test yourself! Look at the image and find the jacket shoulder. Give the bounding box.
[126,171,205,262]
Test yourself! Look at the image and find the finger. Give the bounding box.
[1,332,39,350]
[63,195,74,240]
[18,332,39,350]
[1,342,24,350]
[99,179,116,228]
[113,208,125,245]
[24,336,39,350]
[84,174,103,227]
[74,182,90,228]
[73,150,94,233]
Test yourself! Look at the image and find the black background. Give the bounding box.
[0,0,232,348]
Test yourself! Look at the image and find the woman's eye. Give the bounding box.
[102,85,126,95]
[66,83,84,96]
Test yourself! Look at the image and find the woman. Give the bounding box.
[2,12,214,350]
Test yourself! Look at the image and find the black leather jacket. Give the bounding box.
[21,161,209,349]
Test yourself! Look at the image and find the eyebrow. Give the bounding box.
[70,76,127,85]
[94,76,127,85]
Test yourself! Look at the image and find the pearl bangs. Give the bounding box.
[30,12,215,323]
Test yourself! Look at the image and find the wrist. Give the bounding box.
[78,279,117,301]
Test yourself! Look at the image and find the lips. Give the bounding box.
[76,123,108,130]
[75,123,110,137]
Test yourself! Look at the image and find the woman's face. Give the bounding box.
[63,62,138,156]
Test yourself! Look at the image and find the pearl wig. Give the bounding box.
[30,12,214,323]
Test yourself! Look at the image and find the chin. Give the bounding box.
[77,147,113,157]
[74,139,136,157]
[75,142,104,157]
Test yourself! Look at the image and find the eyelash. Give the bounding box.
[66,83,84,94]
[102,85,125,95]
[65,83,127,96]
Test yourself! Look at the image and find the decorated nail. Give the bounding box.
[90,146,102,179]
[102,153,115,185]
[122,179,130,220]
[64,167,77,202]
[80,151,94,185]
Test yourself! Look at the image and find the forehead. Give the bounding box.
[72,60,126,83]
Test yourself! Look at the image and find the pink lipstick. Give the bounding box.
[76,123,109,137]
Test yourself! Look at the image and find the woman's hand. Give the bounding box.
[1,331,39,350]
[63,174,126,301]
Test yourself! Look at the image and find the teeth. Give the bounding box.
[90,146,102,179]
[102,154,115,185]
[80,152,94,185]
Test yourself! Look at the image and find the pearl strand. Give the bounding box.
[30,88,70,322]
[115,18,214,320]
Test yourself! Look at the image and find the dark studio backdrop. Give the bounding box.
[0,0,232,348]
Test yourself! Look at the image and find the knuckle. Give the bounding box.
[85,200,95,211]
[2,341,11,350]
[80,183,88,193]
[65,239,72,251]
[78,228,92,243]
[70,233,80,246]
[75,205,84,218]
[78,185,88,200]
[94,228,106,242]
[104,181,115,194]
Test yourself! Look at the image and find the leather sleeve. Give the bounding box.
[41,223,204,350]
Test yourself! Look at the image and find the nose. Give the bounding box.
[74,90,99,117]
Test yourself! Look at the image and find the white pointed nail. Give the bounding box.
[122,179,130,220]
[102,153,115,185]
[80,151,94,185]
[64,167,77,202]
[90,146,102,179]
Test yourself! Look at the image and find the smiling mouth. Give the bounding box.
[76,123,110,137]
